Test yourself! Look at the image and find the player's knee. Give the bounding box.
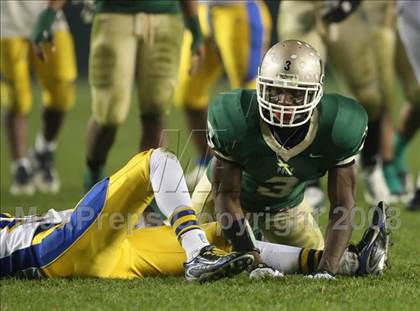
[95,111,126,127]
[141,80,174,115]
[92,90,130,126]
[44,80,76,112]
[0,82,32,115]
[174,90,208,110]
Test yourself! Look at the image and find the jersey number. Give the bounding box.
[256,176,299,198]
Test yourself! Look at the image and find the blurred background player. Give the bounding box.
[175,0,272,188]
[361,1,419,204]
[391,0,420,210]
[0,0,77,195]
[278,0,419,207]
[84,0,204,191]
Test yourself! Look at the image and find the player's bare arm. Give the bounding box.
[319,164,356,274]
[179,0,205,75]
[212,156,267,264]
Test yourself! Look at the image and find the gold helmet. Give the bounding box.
[256,39,324,127]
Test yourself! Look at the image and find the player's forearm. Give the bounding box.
[179,0,198,19]
[212,157,259,253]
[318,206,353,273]
[319,165,356,274]
[179,0,202,53]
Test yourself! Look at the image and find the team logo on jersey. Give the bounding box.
[276,157,294,176]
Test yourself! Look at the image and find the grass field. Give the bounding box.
[1,80,419,310]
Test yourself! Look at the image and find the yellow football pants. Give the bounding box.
[39,150,229,279]
[175,1,272,110]
[89,13,184,125]
[0,31,77,115]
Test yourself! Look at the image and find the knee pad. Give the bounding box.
[89,44,116,89]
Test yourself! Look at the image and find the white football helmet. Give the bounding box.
[256,39,324,127]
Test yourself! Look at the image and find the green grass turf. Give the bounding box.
[1,80,419,310]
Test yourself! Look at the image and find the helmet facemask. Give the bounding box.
[256,72,323,127]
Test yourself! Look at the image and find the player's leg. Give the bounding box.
[109,222,229,279]
[258,202,389,276]
[213,1,272,89]
[30,30,77,193]
[191,169,218,223]
[136,13,183,151]
[175,4,224,189]
[41,150,157,278]
[257,200,325,250]
[0,37,34,195]
[362,2,406,197]
[148,148,254,281]
[84,13,137,191]
[392,31,420,204]
[325,7,393,203]
[395,0,420,209]
[42,149,250,280]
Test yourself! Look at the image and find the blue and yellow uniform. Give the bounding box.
[175,0,272,110]
[0,150,228,279]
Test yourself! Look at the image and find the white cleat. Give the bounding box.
[362,164,391,205]
[33,171,60,194]
[10,159,35,196]
[30,149,60,194]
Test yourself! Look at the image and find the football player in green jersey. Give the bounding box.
[192,39,369,278]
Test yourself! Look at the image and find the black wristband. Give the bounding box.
[222,218,259,253]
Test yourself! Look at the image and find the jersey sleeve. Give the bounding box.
[206,92,246,163]
[331,96,368,166]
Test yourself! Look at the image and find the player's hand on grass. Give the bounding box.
[305,270,336,280]
[249,263,284,280]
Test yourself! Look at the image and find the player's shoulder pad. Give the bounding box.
[208,89,257,140]
[328,93,368,151]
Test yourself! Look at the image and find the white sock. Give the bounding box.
[11,158,31,173]
[256,240,301,274]
[35,133,56,153]
[181,229,210,262]
[149,148,191,218]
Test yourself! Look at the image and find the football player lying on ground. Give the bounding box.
[1,149,389,280]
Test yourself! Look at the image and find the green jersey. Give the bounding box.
[207,89,368,212]
[95,0,181,15]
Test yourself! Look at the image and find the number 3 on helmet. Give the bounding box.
[256,39,324,128]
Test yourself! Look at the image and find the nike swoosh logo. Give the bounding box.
[309,153,323,158]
